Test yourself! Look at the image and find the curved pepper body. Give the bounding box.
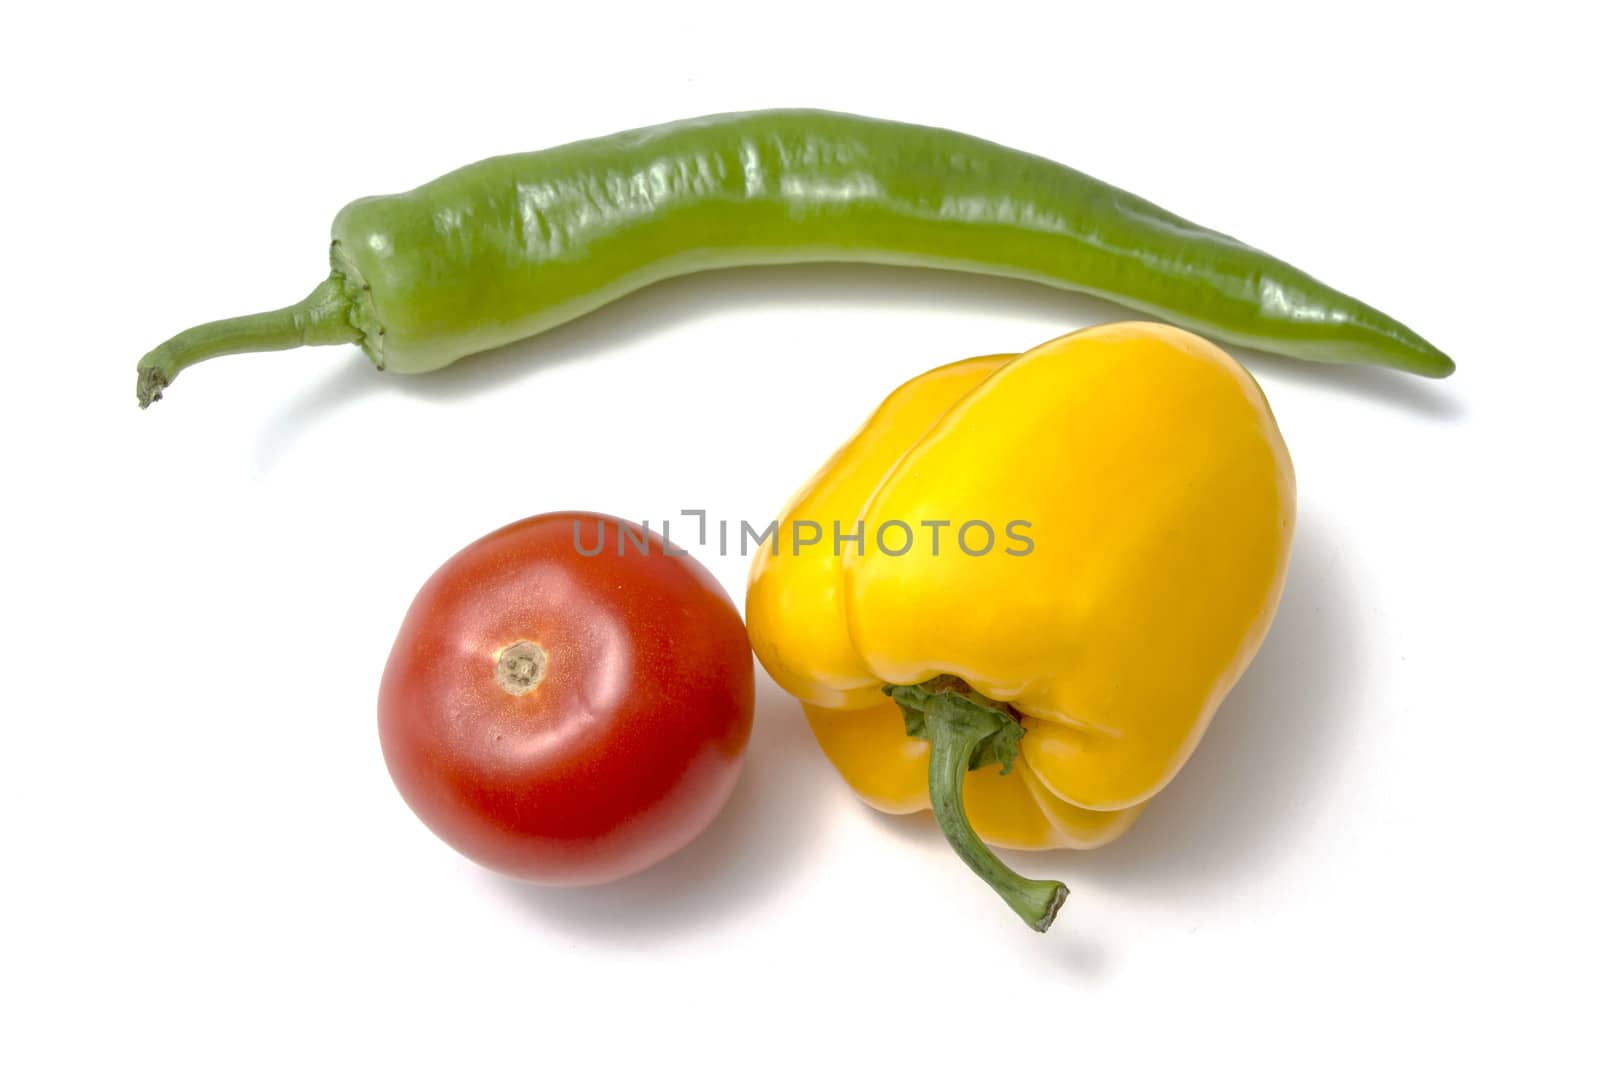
[137,109,1454,405]
[746,322,1296,852]
[331,109,1450,377]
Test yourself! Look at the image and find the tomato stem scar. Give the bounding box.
[495,641,548,696]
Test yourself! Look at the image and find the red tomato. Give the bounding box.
[378,512,754,885]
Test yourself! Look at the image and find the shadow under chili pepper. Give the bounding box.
[491,674,832,943]
[254,263,1461,473]
[1242,347,1467,421]
[374,264,1139,400]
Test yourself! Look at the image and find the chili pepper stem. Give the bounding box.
[921,699,1068,933]
[136,275,360,408]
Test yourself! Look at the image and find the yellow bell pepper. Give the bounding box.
[746,322,1295,930]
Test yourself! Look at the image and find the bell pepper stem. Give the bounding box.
[886,679,1068,932]
[136,274,359,408]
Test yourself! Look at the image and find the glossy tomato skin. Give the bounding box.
[378,512,754,885]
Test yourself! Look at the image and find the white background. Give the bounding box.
[4,2,1596,1062]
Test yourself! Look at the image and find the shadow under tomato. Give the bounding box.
[492,674,829,942]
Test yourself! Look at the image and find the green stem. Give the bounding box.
[135,275,359,408]
[885,678,1067,933]
[924,711,1068,932]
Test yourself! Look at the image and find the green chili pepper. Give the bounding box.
[135,109,1452,407]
